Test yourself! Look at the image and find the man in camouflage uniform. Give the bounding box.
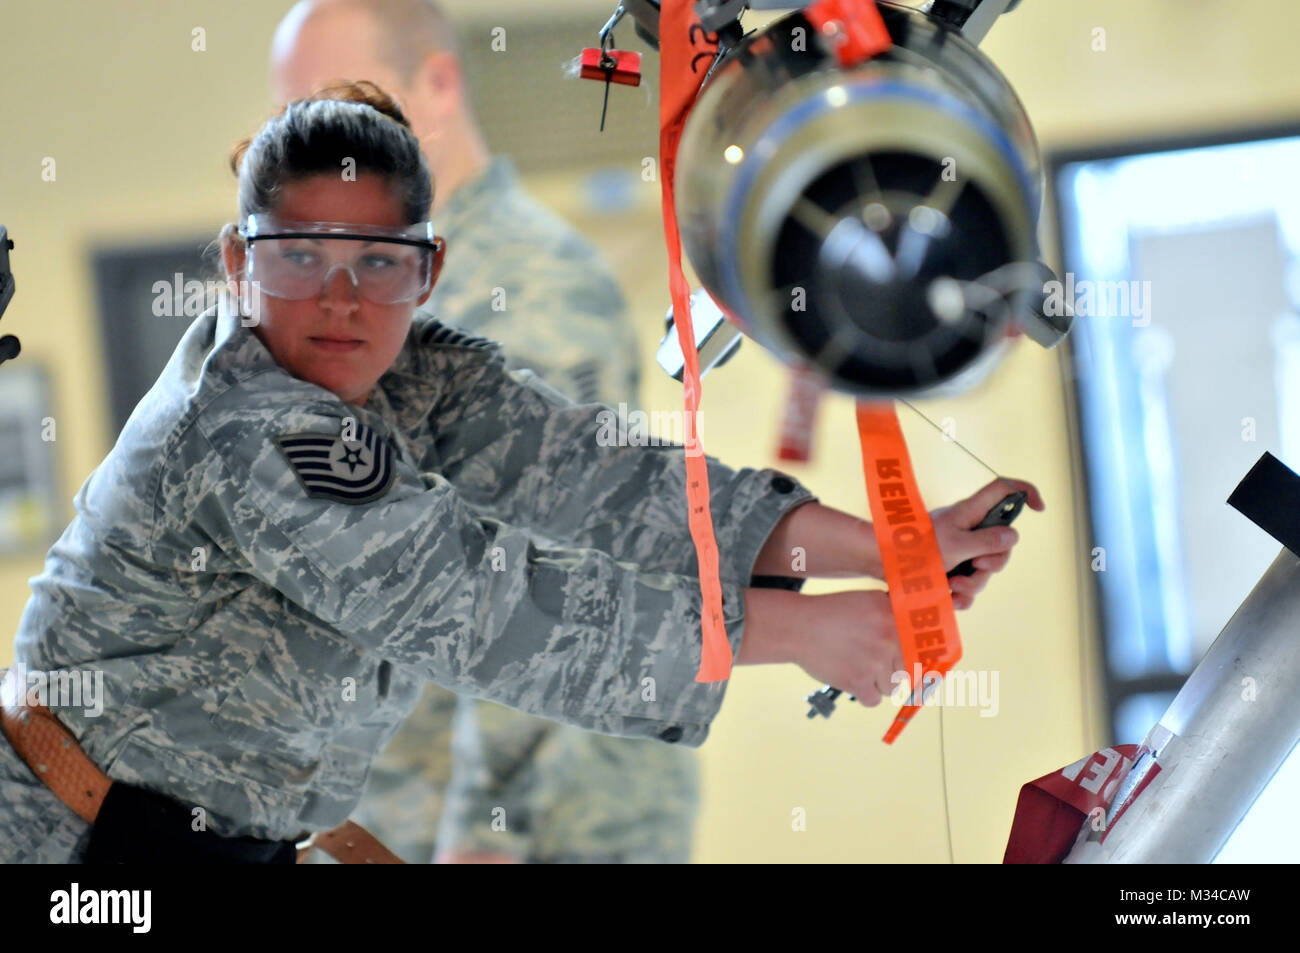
[0,290,818,862]
[271,0,701,863]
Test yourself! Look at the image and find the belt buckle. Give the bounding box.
[294,831,318,864]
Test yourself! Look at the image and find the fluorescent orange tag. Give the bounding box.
[659,1,730,681]
[855,402,962,743]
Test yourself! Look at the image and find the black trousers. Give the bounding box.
[83,782,298,864]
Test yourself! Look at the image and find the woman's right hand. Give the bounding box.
[739,588,904,707]
[794,590,906,707]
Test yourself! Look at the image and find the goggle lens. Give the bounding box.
[247,237,435,304]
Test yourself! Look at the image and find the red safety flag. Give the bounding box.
[1003,745,1151,863]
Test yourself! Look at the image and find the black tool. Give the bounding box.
[0,227,18,368]
[805,490,1029,718]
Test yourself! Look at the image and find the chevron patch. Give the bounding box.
[276,424,396,505]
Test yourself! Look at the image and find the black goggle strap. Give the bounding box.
[243,231,442,252]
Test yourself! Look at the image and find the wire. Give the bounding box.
[938,698,955,863]
[898,398,1003,480]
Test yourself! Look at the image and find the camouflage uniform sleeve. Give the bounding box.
[192,368,816,745]
[429,349,817,589]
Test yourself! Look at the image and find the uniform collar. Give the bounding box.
[433,155,519,240]
[212,296,440,438]
[213,294,281,376]
[373,333,442,436]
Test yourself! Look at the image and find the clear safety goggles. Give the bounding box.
[237,216,446,305]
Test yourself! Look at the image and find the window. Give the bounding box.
[1050,124,1300,861]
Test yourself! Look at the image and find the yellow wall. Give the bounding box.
[2,0,1297,862]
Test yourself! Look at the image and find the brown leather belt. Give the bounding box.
[294,819,404,865]
[0,668,403,864]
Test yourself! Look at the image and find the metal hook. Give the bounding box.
[598,3,626,53]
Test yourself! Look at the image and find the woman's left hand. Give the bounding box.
[929,477,1045,610]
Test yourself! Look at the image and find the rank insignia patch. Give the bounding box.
[276,424,396,504]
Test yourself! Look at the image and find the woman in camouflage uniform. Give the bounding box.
[0,83,1039,862]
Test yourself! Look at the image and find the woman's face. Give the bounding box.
[223,173,433,406]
